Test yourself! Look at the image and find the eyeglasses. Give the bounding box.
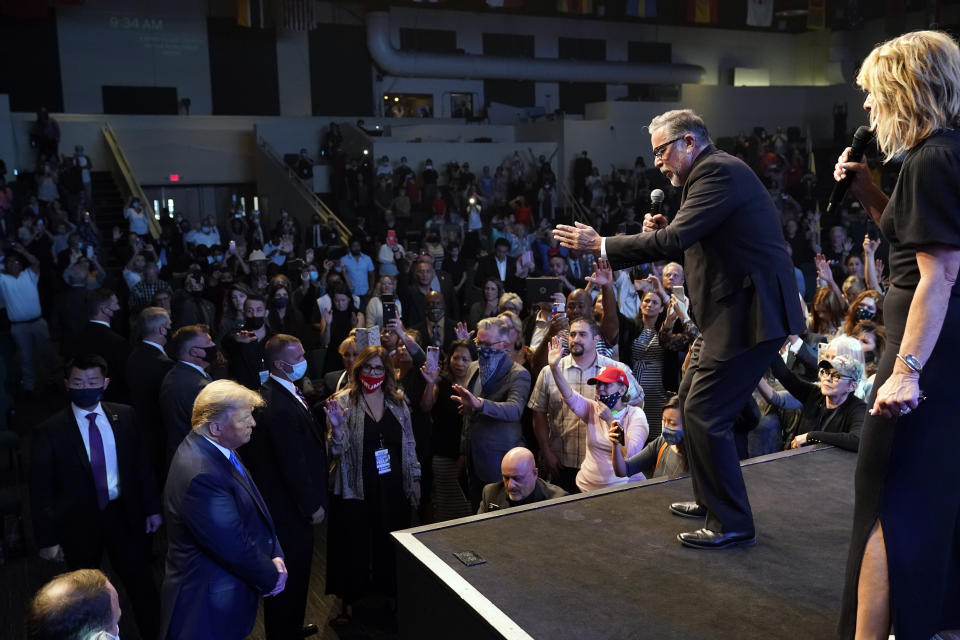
[360,364,385,374]
[474,338,504,349]
[818,369,854,383]
[653,136,684,160]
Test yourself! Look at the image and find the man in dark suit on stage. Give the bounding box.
[29,354,162,639]
[161,379,286,640]
[159,324,215,462]
[242,334,327,639]
[63,288,131,403]
[126,306,175,479]
[555,109,805,550]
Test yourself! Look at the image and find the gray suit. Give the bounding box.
[460,360,531,508]
[159,362,210,463]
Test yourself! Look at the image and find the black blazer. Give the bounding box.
[412,318,456,349]
[159,362,210,461]
[241,378,328,527]
[64,322,132,402]
[161,431,282,640]
[29,402,160,550]
[474,255,516,287]
[126,342,174,470]
[605,146,806,358]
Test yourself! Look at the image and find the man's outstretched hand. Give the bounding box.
[553,222,602,254]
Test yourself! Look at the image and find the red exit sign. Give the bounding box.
[169,174,180,182]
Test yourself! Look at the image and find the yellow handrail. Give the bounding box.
[101,123,160,239]
[256,137,351,244]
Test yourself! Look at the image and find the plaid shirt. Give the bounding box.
[528,353,643,469]
[129,279,172,313]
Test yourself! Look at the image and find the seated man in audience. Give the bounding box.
[26,569,121,640]
[478,447,566,513]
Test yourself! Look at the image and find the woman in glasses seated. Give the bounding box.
[323,345,421,626]
[755,353,866,452]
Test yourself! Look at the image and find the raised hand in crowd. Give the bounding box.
[455,321,474,340]
[585,257,614,289]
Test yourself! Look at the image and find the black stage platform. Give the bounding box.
[394,446,856,639]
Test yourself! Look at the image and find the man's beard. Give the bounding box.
[570,343,584,356]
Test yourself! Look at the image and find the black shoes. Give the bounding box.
[302,623,319,637]
[669,501,706,519]
[677,528,757,550]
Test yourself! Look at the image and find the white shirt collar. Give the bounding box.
[269,374,305,404]
[143,340,165,353]
[201,434,233,460]
[179,361,208,377]
[71,401,105,423]
[91,320,111,328]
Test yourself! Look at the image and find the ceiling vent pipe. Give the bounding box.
[365,12,704,85]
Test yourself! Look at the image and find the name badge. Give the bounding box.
[375,448,392,475]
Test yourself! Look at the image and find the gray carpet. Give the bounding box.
[400,446,856,640]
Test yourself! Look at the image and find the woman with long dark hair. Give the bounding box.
[834,30,960,638]
[324,346,421,625]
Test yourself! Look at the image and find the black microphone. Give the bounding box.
[826,126,873,213]
[649,189,664,216]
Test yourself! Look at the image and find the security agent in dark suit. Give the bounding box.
[126,306,175,480]
[477,447,567,514]
[159,324,216,462]
[241,334,327,640]
[555,109,805,550]
[29,355,162,639]
[63,288,132,403]
[161,380,287,640]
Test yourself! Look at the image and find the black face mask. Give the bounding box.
[244,316,264,330]
[199,345,218,363]
[854,307,876,321]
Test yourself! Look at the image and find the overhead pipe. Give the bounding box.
[365,11,704,85]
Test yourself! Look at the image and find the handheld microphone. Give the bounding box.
[826,126,873,213]
[649,189,664,216]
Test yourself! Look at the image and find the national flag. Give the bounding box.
[686,0,718,24]
[280,0,316,30]
[746,0,773,27]
[625,0,657,17]
[807,0,826,29]
[557,0,594,15]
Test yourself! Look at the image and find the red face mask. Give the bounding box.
[359,374,384,394]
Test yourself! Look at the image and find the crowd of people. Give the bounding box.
[0,96,899,639]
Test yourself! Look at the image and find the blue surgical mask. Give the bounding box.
[662,426,683,445]
[283,359,308,381]
[69,387,104,408]
[309,270,319,282]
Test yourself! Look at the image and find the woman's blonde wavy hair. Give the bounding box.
[857,30,960,160]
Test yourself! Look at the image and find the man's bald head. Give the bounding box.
[26,569,121,640]
[501,447,538,502]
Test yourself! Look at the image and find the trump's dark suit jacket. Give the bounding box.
[159,362,210,461]
[605,146,806,357]
[160,431,283,640]
[29,402,159,552]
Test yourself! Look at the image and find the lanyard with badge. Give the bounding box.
[363,395,392,475]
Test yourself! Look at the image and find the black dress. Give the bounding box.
[326,408,410,603]
[840,130,960,639]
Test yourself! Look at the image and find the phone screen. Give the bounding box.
[426,346,440,371]
[387,230,397,247]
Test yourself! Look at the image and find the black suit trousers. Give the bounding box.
[63,498,160,640]
[263,519,314,640]
[678,336,782,533]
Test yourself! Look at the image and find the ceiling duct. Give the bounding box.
[365,12,704,85]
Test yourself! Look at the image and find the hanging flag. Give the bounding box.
[625,0,657,17]
[237,0,266,28]
[746,0,773,27]
[280,0,316,30]
[686,0,718,24]
[557,0,594,15]
[807,0,826,29]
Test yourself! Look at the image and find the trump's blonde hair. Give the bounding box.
[191,379,265,431]
[857,30,960,160]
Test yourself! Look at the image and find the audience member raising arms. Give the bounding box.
[547,336,648,491]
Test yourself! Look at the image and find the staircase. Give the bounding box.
[90,170,126,269]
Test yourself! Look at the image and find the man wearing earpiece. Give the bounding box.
[241,334,328,639]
